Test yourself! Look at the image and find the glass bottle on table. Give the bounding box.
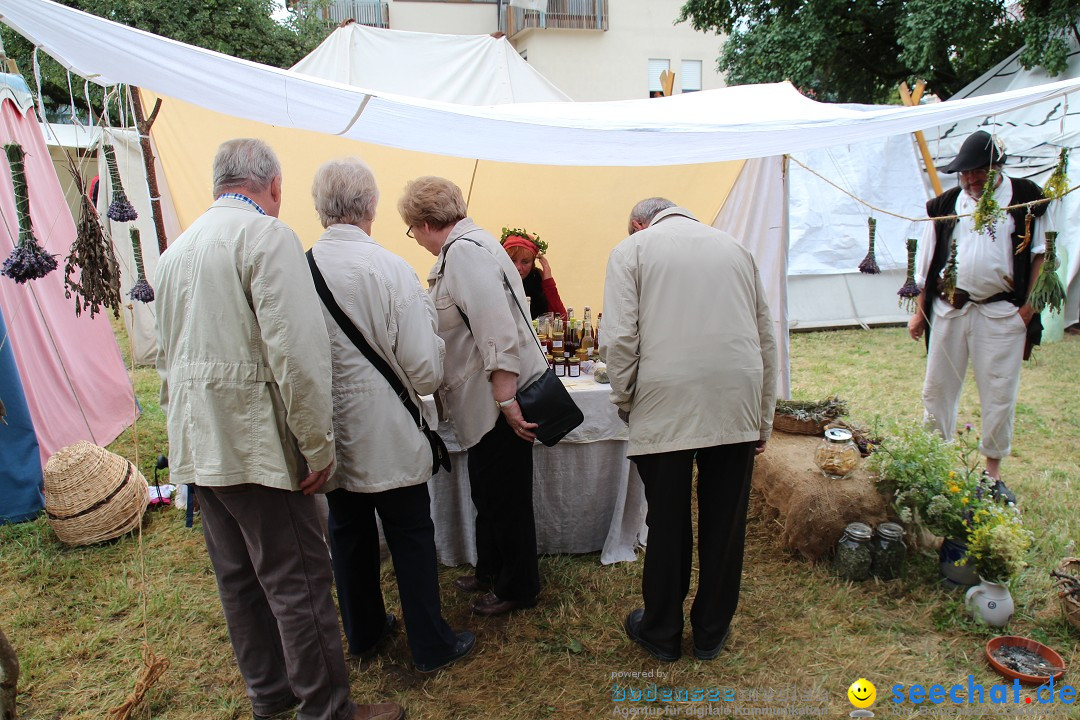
[580,306,595,360]
[550,315,564,358]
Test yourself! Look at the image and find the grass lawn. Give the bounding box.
[2,324,1078,719]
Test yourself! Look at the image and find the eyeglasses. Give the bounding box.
[406,226,415,239]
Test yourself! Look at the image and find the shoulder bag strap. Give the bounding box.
[441,236,546,358]
[306,249,426,430]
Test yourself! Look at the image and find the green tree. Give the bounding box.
[677,0,1080,103]
[0,0,332,121]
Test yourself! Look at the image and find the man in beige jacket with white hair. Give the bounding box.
[602,197,777,663]
[156,138,402,720]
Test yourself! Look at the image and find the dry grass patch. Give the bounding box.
[2,325,1078,719]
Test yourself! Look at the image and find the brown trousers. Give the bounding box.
[199,484,355,720]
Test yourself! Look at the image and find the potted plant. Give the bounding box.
[964,504,1033,627]
[870,422,992,585]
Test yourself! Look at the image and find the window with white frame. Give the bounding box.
[681,59,702,93]
[648,58,670,98]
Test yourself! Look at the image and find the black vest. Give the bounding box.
[922,177,1046,348]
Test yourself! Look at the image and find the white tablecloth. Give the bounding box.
[423,375,647,566]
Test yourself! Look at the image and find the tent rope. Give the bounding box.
[786,154,1080,222]
[105,303,169,720]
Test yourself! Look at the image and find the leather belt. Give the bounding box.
[938,289,1014,310]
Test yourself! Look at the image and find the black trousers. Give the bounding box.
[466,414,540,602]
[326,483,457,667]
[632,442,756,655]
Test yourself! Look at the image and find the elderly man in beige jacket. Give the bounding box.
[155,139,402,720]
[602,198,777,663]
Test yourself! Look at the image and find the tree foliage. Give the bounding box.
[0,0,332,121]
[677,0,1080,103]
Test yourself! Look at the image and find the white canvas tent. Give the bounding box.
[7,0,1080,399]
[926,37,1080,338]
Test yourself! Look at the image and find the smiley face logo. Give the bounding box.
[848,678,876,709]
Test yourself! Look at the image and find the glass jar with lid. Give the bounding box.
[871,522,907,580]
[834,522,873,581]
[814,427,860,479]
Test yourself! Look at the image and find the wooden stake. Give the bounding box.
[129,88,170,254]
[659,69,675,97]
[900,80,943,196]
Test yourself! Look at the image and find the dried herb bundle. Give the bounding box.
[1027,231,1065,314]
[128,227,154,303]
[103,143,138,223]
[858,217,880,274]
[972,169,1004,235]
[897,238,921,312]
[64,158,121,318]
[942,237,959,304]
[1,143,58,283]
[1043,148,1069,200]
[775,395,848,423]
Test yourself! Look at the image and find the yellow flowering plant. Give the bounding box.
[966,504,1034,581]
[870,422,992,539]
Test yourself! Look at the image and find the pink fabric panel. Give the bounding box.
[0,99,134,465]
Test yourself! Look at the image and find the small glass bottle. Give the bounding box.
[554,356,566,377]
[546,353,555,371]
[567,356,581,377]
[834,522,873,581]
[814,428,860,479]
[871,522,907,580]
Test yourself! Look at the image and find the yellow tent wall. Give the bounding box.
[145,92,743,314]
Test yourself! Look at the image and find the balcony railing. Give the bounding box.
[506,0,608,37]
[327,1,390,28]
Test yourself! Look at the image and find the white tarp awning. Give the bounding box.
[290,23,570,105]
[5,0,1080,166]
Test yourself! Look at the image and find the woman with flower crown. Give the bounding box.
[500,227,567,320]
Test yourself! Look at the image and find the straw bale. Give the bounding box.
[753,432,890,562]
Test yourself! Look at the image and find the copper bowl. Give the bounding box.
[985,636,1066,685]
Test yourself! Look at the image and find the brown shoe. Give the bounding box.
[470,592,536,616]
[452,575,491,593]
[353,702,404,720]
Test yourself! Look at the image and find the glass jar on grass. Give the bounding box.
[814,428,860,479]
[870,522,906,580]
[835,522,873,581]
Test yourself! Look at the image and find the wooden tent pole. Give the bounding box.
[899,80,943,196]
[129,88,170,254]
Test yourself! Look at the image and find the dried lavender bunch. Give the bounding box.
[897,237,921,312]
[103,143,138,223]
[128,227,154,303]
[65,160,121,318]
[858,216,880,274]
[1027,231,1065,314]
[2,143,58,283]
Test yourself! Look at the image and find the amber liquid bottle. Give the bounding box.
[581,306,595,359]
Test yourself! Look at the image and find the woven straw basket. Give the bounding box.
[773,412,827,436]
[44,441,149,546]
[1057,557,1080,633]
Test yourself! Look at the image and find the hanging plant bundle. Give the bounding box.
[897,238,921,312]
[128,227,154,303]
[942,237,959,304]
[1,143,58,283]
[1043,148,1069,200]
[858,217,880,274]
[972,169,1004,236]
[1027,231,1065,314]
[1015,209,1034,255]
[103,143,138,223]
[64,160,122,318]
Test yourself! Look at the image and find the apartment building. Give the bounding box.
[319,0,725,101]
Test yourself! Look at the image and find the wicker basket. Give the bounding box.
[773,411,827,436]
[1056,557,1080,633]
[44,441,148,546]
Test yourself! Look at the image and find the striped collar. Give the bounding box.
[217,193,266,215]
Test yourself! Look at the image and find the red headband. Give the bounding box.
[502,235,538,254]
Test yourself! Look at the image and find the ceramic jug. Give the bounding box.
[965,578,1014,627]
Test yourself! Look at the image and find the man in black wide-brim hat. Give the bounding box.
[907,130,1051,488]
